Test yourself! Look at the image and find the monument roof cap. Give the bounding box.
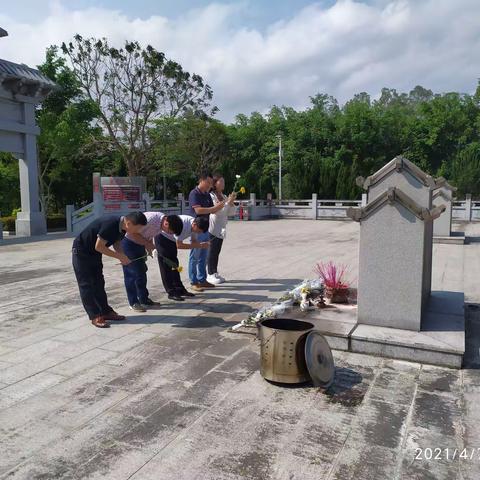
[346,186,445,222]
[357,156,436,190]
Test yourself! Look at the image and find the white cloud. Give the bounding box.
[1,0,479,122]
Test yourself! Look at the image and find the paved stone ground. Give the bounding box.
[0,219,480,480]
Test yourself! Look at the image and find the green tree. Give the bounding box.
[451,143,480,197]
[61,35,215,176]
[148,114,229,196]
[0,153,20,216]
[36,47,102,213]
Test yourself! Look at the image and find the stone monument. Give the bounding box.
[349,157,445,331]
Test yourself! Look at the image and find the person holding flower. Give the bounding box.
[72,212,147,328]
[207,174,237,284]
[155,215,210,300]
[188,171,226,290]
[121,212,184,311]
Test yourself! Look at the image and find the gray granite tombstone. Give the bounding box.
[349,172,445,331]
[356,156,438,304]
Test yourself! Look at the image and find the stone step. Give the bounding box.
[433,233,465,245]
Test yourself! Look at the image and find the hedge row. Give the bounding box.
[0,214,66,232]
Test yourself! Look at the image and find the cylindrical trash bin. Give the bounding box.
[258,318,314,383]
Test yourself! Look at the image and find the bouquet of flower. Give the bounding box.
[239,279,326,329]
[245,303,286,326]
[287,279,324,303]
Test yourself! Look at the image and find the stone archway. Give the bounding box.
[0,29,55,236]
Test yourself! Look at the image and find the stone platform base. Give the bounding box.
[232,291,465,369]
[433,231,465,244]
[351,291,465,368]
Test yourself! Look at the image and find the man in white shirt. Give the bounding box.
[122,212,183,311]
[155,215,210,301]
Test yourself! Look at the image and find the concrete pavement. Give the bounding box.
[0,219,479,479]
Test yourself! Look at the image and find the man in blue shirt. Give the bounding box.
[188,171,225,290]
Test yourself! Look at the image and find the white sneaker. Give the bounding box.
[216,273,226,283]
[207,273,222,285]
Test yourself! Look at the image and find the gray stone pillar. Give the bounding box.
[361,193,367,207]
[178,193,185,214]
[142,192,151,211]
[92,173,104,218]
[15,103,46,236]
[66,205,74,233]
[465,194,472,221]
[249,193,257,220]
[312,193,318,219]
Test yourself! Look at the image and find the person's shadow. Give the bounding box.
[218,278,303,292]
[120,313,237,329]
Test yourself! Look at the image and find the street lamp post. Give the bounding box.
[163,156,167,202]
[276,134,282,200]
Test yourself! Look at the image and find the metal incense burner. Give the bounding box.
[258,318,335,388]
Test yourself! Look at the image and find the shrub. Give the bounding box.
[0,215,66,232]
[0,216,15,231]
[46,215,66,230]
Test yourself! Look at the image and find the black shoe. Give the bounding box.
[144,298,161,306]
[178,290,195,297]
[168,294,185,301]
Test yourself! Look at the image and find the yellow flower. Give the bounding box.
[240,186,246,194]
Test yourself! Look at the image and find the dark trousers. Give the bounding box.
[207,234,224,275]
[72,247,113,320]
[154,234,186,295]
[121,237,149,306]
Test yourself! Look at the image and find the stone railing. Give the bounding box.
[66,192,476,234]
[244,194,363,220]
[452,195,480,221]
